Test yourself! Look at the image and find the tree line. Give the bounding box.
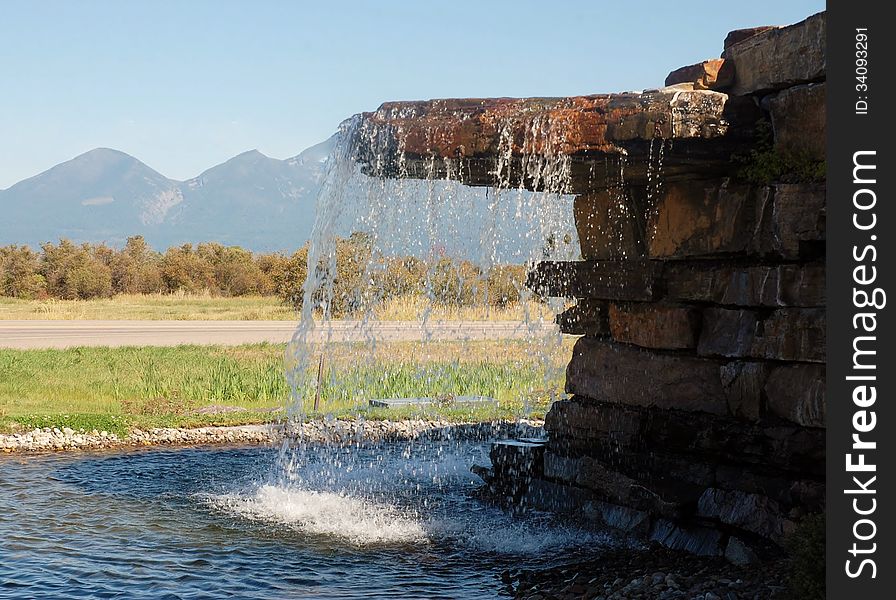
[0,235,528,316]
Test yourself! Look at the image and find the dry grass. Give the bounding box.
[0,293,559,322]
[0,291,296,321]
[371,294,557,321]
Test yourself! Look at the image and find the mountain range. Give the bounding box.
[0,137,334,252]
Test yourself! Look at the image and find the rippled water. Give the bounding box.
[0,441,613,599]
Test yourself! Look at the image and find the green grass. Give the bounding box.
[0,340,569,434]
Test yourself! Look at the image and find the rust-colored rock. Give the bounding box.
[355,90,759,191]
[721,12,825,95]
[768,83,826,162]
[574,190,644,259]
[665,59,731,90]
[609,303,699,350]
[363,90,732,159]
[647,180,768,258]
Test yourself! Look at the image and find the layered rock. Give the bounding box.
[353,11,826,557]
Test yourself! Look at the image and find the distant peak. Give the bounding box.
[233,149,268,160]
[70,147,139,164]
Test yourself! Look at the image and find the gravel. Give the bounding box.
[0,419,544,453]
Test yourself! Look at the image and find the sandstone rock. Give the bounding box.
[697,308,757,357]
[609,303,699,350]
[771,182,825,259]
[665,59,731,90]
[638,406,824,475]
[544,397,644,450]
[555,300,610,336]
[647,180,768,258]
[723,26,777,50]
[765,364,826,427]
[527,260,660,301]
[544,451,680,516]
[719,362,767,422]
[721,12,825,95]
[522,477,597,514]
[357,90,758,191]
[697,488,785,541]
[663,262,825,307]
[583,499,651,533]
[768,83,826,162]
[698,308,825,362]
[574,190,644,259]
[566,337,744,416]
[754,308,825,362]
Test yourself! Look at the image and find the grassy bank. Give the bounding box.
[0,293,556,322]
[0,340,570,435]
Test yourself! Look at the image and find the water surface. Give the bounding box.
[0,441,611,599]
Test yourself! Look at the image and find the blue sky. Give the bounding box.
[0,0,824,189]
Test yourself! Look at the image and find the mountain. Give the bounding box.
[0,138,334,252]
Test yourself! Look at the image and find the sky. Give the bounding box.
[0,0,824,189]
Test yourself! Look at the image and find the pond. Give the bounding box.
[0,439,613,599]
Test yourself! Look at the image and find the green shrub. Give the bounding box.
[735,118,826,184]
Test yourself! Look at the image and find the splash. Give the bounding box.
[210,485,427,546]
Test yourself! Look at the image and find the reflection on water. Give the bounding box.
[0,442,613,599]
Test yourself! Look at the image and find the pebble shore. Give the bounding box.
[0,418,544,453]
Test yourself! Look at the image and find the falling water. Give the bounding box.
[221,110,595,552]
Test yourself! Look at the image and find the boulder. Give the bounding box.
[765,364,826,427]
[665,59,731,90]
[768,83,826,162]
[721,12,826,95]
[609,303,699,349]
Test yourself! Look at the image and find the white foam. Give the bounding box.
[209,485,427,546]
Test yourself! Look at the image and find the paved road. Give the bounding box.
[0,320,559,349]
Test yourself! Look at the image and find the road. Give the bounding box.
[0,320,559,349]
